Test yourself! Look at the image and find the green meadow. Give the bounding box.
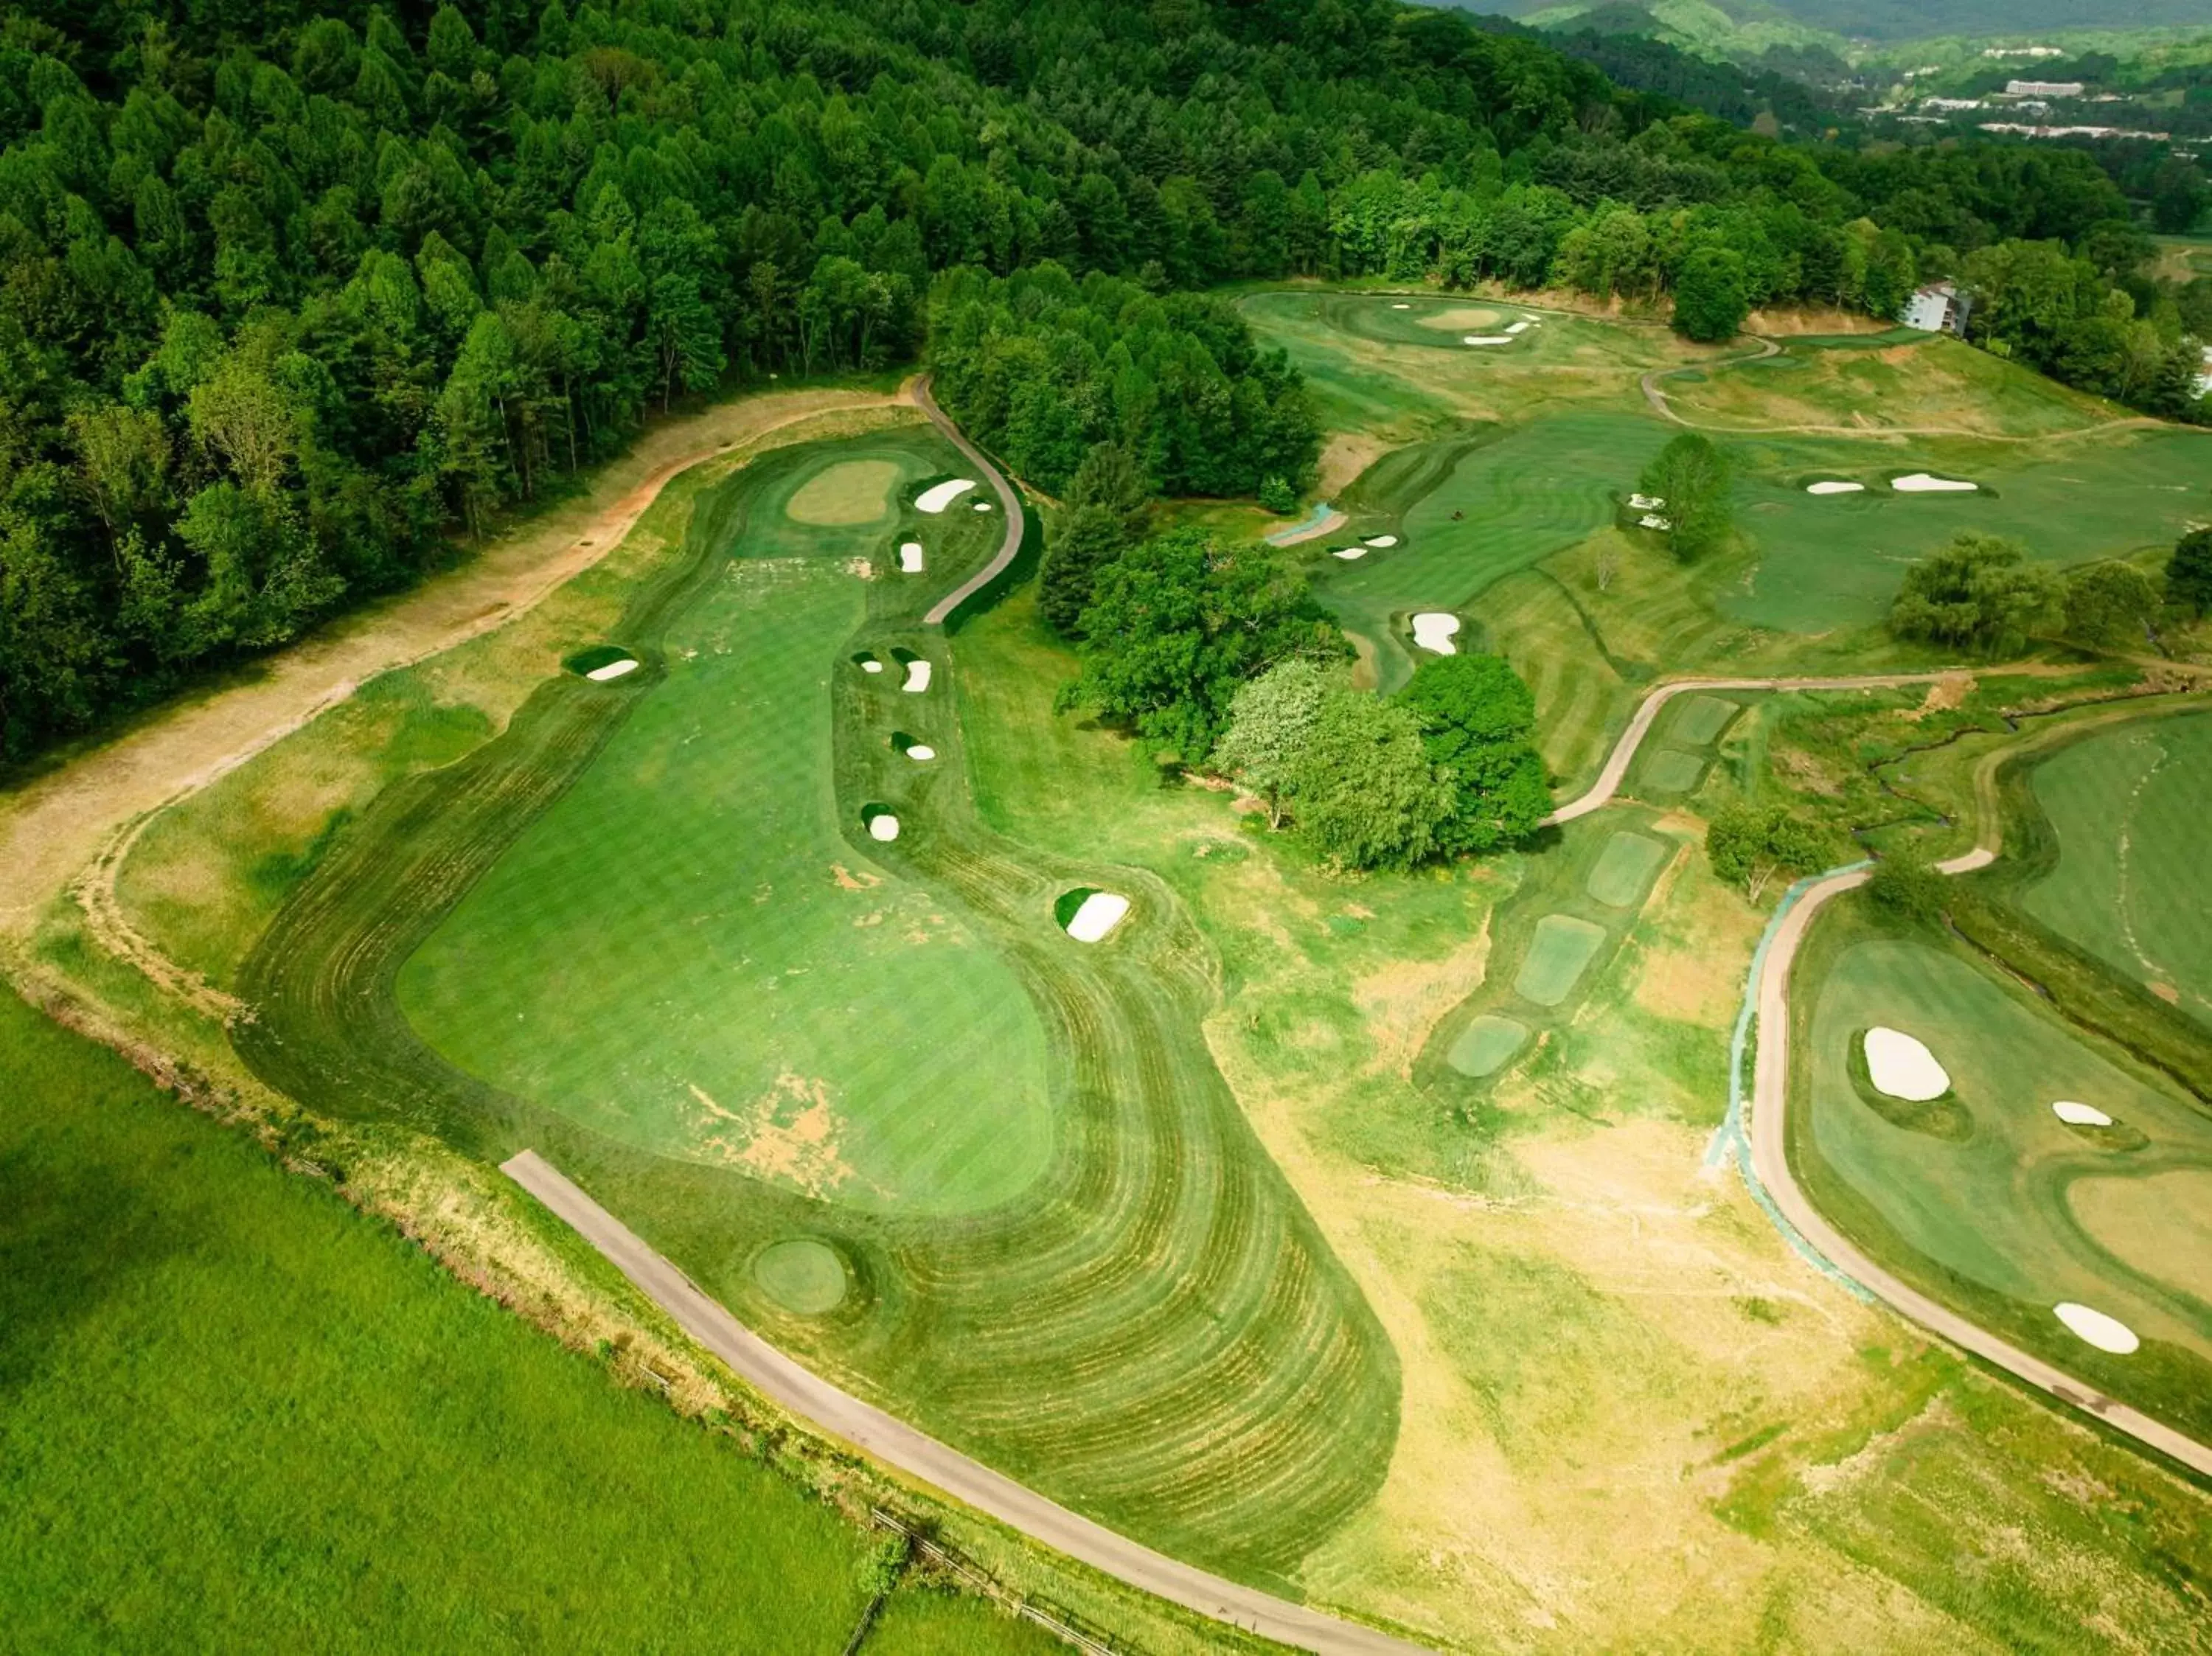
[0,989,891,1653]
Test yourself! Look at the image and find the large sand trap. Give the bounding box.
[1364,535,1399,548]
[1411,613,1460,654]
[786,459,900,526]
[2053,1301,2139,1354]
[1892,473,1977,493]
[2052,1099,2114,1127]
[1506,320,1529,335]
[866,812,900,842]
[1463,335,1513,347]
[901,659,931,692]
[1332,547,1367,560]
[1806,480,1865,495]
[898,540,925,573]
[585,657,639,681]
[915,478,977,513]
[1864,1026,1950,1101]
[1064,891,1130,942]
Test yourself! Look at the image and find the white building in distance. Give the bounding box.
[2006,80,2085,97]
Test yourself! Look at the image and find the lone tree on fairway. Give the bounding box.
[2168,527,2212,617]
[1040,442,1149,637]
[2063,561,2161,650]
[1396,654,1553,855]
[1068,526,1342,757]
[1706,802,1832,902]
[1673,246,1750,342]
[1889,532,2061,656]
[1287,691,1456,872]
[1211,658,1332,829]
[1636,434,1732,560]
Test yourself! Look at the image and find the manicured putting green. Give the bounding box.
[1804,936,2212,1366]
[1514,916,1607,1007]
[752,1238,849,1313]
[397,448,1054,1219]
[1447,1015,1528,1078]
[1585,831,1670,908]
[2023,713,2212,1029]
[1674,695,1738,746]
[785,459,900,526]
[1641,749,1705,793]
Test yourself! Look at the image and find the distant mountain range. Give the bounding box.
[1461,0,2212,44]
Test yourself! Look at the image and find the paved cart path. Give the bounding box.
[919,376,1026,626]
[1553,672,2212,1478]
[501,1152,1427,1656]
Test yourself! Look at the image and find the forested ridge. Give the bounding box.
[1,0,2203,762]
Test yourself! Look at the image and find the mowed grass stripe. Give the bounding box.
[235,428,1397,1589]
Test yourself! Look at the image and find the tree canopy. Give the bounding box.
[1067,528,1341,758]
[2,0,2205,762]
[1395,654,1552,855]
[1636,433,1732,561]
[1889,533,2062,656]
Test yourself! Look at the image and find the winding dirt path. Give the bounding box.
[0,385,907,944]
[504,1152,1428,1656]
[1560,672,2212,1477]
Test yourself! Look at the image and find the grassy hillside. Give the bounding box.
[0,987,1051,1653]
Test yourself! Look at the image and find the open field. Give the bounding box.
[2017,711,2212,1030]
[0,988,912,1654]
[215,426,1396,1593]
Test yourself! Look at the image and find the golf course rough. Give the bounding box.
[229,425,1398,1586]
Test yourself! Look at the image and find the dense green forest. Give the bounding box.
[1,0,2207,762]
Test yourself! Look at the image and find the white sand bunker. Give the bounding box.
[1864,1027,1950,1101]
[905,743,936,762]
[860,658,884,674]
[1892,473,1977,493]
[2053,1302,2139,1354]
[898,541,925,573]
[902,659,932,692]
[1364,535,1398,548]
[1638,513,1672,530]
[1391,302,1411,310]
[585,658,639,681]
[867,813,900,842]
[1506,320,1529,334]
[1628,493,1665,511]
[1065,891,1130,942]
[916,478,977,513]
[1411,613,1460,655]
[1806,481,1865,495]
[2053,1100,2114,1127]
[1331,546,1366,560]
[972,499,992,512]
[1464,335,1513,347]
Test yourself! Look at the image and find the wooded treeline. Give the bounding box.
[1,0,2205,761]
